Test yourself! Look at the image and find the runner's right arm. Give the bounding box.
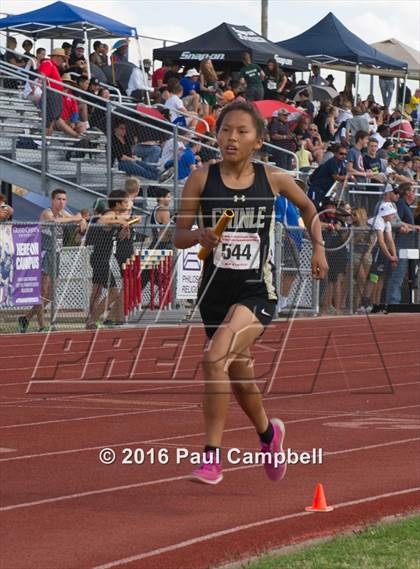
[173,167,219,250]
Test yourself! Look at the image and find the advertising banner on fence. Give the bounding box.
[176,240,202,300]
[0,224,41,306]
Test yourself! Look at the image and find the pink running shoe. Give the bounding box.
[260,418,287,482]
[190,451,223,485]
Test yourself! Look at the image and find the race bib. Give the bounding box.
[213,232,260,270]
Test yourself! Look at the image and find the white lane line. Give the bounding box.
[1,435,419,512]
[91,486,420,568]
[2,399,419,463]
[0,404,196,430]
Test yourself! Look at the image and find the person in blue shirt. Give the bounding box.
[180,68,201,114]
[178,139,201,180]
[386,183,420,303]
[308,145,348,209]
[275,191,303,311]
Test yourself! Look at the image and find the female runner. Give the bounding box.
[174,101,328,484]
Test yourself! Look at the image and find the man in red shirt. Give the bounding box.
[38,48,74,136]
[152,60,171,98]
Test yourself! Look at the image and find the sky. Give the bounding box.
[1,0,419,102]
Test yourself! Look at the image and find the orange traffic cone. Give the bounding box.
[305,483,334,512]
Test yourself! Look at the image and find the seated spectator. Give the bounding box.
[67,56,89,77]
[179,68,201,114]
[69,42,86,66]
[61,42,72,60]
[413,157,420,182]
[112,121,172,181]
[35,47,46,69]
[196,105,221,136]
[163,61,180,85]
[164,82,197,128]
[308,144,348,209]
[125,177,141,200]
[38,48,70,137]
[386,153,413,184]
[296,90,314,117]
[60,74,84,136]
[178,138,202,180]
[305,123,324,163]
[89,87,110,132]
[0,194,13,221]
[370,124,389,149]
[152,60,171,93]
[268,109,296,170]
[409,135,420,158]
[400,155,415,179]
[221,80,243,104]
[4,36,25,89]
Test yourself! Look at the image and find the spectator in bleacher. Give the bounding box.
[386,183,419,304]
[239,52,265,101]
[400,156,415,180]
[346,107,370,145]
[199,58,219,111]
[60,73,84,137]
[324,105,339,142]
[325,74,335,89]
[414,200,420,225]
[413,157,420,182]
[377,139,394,160]
[38,48,69,137]
[18,189,86,333]
[165,82,197,128]
[35,47,46,69]
[370,124,389,149]
[0,194,13,221]
[163,61,180,85]
[152,60,171,93]
[4,37,25,89]
[363,138,386,183]
[308,144,348,209]
[61,42,72,59]
[178,138,202,180]
[90,41,107,67]
[101,44,110,66]
[68,56,89,77]
[409,135,420,158]
[88,87,109,132]
[268,109,295,170]
[125,177,141,201]
[295,89,314,117]
[21,40,36,70]
[221,80,244,104]
[386,153,414,185]
[180,68,201,114]
[69,42,86,66]
[112,121,172,181]
[347,130,371,188]
[263,58,286,100]
[309,64,327,86]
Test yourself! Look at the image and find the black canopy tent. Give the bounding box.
[153,23,308,71]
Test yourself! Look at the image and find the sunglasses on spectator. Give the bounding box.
[338,152,347,156]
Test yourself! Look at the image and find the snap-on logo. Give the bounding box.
[180,51,225,61]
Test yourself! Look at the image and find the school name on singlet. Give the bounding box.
[211,206,267,229]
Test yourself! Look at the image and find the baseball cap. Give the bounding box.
[384,184,397,194]
[272,108,290,117]
[89,77,100,87]
[378,202,396,217]
[93,198,107,214]
[75,43,85,50]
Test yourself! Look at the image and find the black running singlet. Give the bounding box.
[198,162,277,301]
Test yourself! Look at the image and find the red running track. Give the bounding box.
[0,314,419,569]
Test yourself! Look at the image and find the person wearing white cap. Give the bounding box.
[180,68,201,113]
[358,202,398,311]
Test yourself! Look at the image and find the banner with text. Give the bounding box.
[0,224,41,306]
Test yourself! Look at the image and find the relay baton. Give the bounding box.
[197,209,234,261]
[127,216,142,226]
